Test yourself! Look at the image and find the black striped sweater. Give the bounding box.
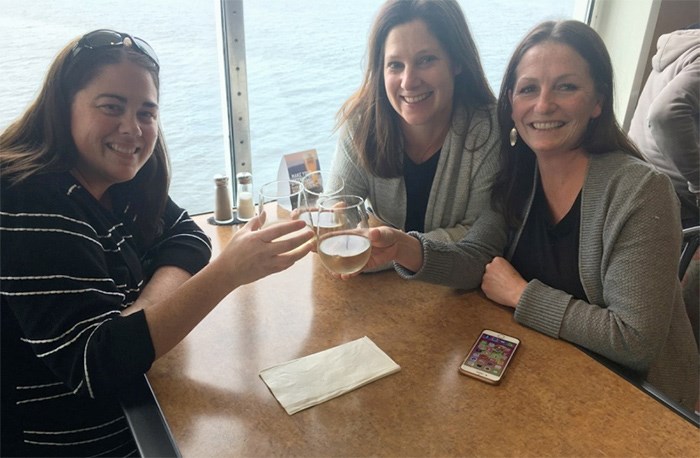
[1,172,211,456]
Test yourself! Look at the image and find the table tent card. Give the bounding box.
[259,336,401,415]
[277,148,320,184]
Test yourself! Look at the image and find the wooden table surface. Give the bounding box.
[146,215,699,457]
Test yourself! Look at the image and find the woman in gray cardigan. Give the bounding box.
[358,21,699,411]
[329,0,499,249]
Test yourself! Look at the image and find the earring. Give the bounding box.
[509,127,518,147]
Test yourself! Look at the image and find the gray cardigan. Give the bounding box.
[329,104,500,243]
[399,151,699,410]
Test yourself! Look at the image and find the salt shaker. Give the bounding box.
[236,172,255,221]
[214,175,234,223]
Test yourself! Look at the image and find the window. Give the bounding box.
[1,0,581,215]
[0,0,225,214]
[236,0,580,201]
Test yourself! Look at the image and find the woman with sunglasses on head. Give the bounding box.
[358,20,698,411]
[0,30,312,456]
[328,0,499,271]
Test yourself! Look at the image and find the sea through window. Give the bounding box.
[235,0,582,201]
[0,0,226,214]
[1,0,583,215]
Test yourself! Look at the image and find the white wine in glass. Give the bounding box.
[316,195,371,275]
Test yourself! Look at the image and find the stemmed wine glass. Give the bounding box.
[299,171,345,230]
[258,179,303,228]
[316,195,371,275]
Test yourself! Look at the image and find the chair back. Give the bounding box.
[679,225,700,348]
[679,226,700,280]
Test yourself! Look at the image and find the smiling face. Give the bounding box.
[383,19,459,134]
[70,59,159,200]
[509,41,602,158]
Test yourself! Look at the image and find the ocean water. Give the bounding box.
[0,0,574,214]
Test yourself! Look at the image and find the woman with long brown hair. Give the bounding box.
[329,0,499,267]
[356,20,698,412]
[1,30,312,456]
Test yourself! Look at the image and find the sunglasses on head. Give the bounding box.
[70,29,159,69]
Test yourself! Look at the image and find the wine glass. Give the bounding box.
[316,195,372,275]
[299,171,345,229]
[258,179,303,228]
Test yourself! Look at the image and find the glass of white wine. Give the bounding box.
[258,179,303,228]
[299,171,345,230]
[316,195,372,275]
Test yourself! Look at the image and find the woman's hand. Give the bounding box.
[364,226,403,269]
[216,213,314,288]
[335,226,423,280]
[142,213,313,359]
[481,256,527,308]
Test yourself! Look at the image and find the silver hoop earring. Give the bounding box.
[509,127,518,147]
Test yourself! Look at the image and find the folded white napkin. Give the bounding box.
[259,336,401,415]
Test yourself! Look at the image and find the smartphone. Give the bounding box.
[459,329,520,384]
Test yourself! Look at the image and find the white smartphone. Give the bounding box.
[459,329,520,384]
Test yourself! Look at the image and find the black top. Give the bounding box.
[404,149,441,233]
[1,172,211,457]
[510,178,588,302]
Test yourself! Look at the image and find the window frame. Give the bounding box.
[220,0,252,181]
[219,0,655,202]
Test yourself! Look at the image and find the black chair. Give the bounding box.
[679,226,700,348]
[679,226,700,280]
[120,375,181,457]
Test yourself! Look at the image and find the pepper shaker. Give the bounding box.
[214,175,234,223]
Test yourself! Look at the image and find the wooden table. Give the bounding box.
[145,215,699,457]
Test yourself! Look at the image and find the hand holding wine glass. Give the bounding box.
[316,195,372,275]
[333,225,425,279]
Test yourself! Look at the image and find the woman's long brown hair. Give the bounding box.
[0,37,170,244]
[336,0,495,178]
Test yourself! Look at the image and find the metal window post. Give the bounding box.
[220,0,252,179]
